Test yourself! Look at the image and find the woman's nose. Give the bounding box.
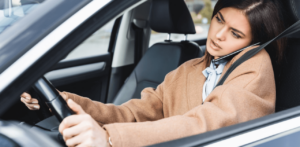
[216,27,226,41]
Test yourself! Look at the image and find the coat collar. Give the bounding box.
[187,59,230,109]
[187,59,206,109]
[185,45,259,109]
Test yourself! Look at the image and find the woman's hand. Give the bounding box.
[59,99,108,147]
[20,92,40,110]
[20,91,68,111]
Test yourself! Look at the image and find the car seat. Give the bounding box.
[113,0,205,105]
[275,0,300,112]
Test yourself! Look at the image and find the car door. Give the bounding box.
[45,17,122,103]
[0,0,142,124]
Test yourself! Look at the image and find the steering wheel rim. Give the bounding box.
[32,76,74,122]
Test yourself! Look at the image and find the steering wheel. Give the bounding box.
[0,77,73,147]
[0,120,61,147]
[32,77,74,122]
[31,77,75,145]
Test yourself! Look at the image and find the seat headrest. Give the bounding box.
[150,0,196,34]
[289,0,300,20]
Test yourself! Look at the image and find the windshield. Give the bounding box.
[0,0,44,34]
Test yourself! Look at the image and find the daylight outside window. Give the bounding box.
[0,0,44,34]
[64,20,115,60]
[65,0,217,60]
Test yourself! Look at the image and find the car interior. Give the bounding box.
[1,0,208,125]
[1,0,300,146]
[113,0,205,105]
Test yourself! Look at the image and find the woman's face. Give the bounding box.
[207,7,252,59]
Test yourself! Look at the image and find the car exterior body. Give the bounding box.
[0,0,300,146]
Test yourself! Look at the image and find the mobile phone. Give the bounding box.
[212,42,260,63]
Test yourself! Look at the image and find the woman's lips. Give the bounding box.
[210,39,222,50]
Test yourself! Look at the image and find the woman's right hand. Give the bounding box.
[20,92,40,110]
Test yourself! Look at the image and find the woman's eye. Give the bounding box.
[216,16,222,23]
[232,31,241,38]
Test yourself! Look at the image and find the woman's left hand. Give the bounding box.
[59,99,108,147]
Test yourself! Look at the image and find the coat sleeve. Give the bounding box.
[103,50,276,147]
[61,87,163,126]
[60,66,181,126]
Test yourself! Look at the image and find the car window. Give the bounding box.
[0,0,45,34]
[63,19,115,60]
[149,0,216,47]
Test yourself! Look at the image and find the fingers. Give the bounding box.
[22,102,40,110]
[63,121,90,141]
[20,97,38,104]
[63,121,105,147]
[20,92,39,105]
[59,110,108,147]
[20,97,40,110]
[26,104,40,110]
[65,131,88,147]
[21,92,31,100]
[59,114,90,135]
[23,103,40,110]
[67,99,85,115]
[58,91,68,101]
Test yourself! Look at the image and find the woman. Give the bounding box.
[21,0,285,146]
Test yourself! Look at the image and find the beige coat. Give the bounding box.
[63,47,276,147]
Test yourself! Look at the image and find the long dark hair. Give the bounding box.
[203,0,286,67]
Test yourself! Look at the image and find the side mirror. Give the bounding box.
[4,0,13,17]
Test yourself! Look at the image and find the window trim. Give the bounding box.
[150,106,300,147]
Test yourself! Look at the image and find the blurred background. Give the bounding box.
[65,0,216,60]
[0,0,216,60]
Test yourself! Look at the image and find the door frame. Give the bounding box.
[0,0,142,116]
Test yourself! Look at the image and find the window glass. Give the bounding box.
[0,0,45,34]
[149,0,216,47]
[64,19,115,60]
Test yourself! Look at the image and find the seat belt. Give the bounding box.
[215,20,300,87]
[132,23,144,66]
